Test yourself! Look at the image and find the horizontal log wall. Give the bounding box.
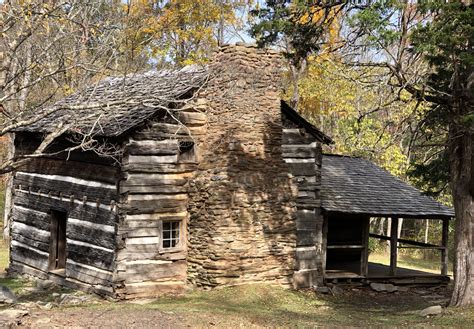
[14,133,118,166]
[116,105,206,298]
[282,115,325,289]
[9,148,119,296]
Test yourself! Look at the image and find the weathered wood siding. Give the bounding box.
[115,107,206,298]
[9,139,120,296]
[187,44,298,288]
[281,114,325,288]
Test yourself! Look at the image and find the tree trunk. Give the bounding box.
[386,217,392,253]
[424,219,430,244]
[288,58,307,110]
[217,2,225,46]
[3,133,14,241]
[397,218,404,238]
[378,217,385,235]
[449,121,474,307]
[397,218,404,246]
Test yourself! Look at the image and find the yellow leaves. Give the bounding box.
[122,0,245,65]
[141,27,156,34]
[61,84,74,96]
[293,55,415,177]
[294,2,341,49]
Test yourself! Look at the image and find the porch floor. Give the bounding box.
[325,262,450,283]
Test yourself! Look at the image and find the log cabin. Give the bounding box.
[6,44,454,299]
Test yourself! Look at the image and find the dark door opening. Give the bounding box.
[49,210,67,271]
[325,214,369,278]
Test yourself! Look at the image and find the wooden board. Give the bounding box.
[120,260,187,283]
[14,134,118,166]
[11,233,50,253]
[66,242,115,271]
[66,222,116,250]
[13,190,118,226]
[126,140,179,155]
[282,129,316,144]
[121,185,187,194]
[282,145,317,158]
[11,220,50,243]
[122,163,197,174]
[14,172,118,204]
[121,281,185,299]
[11,242,50,272]
[12,206,50,231]
[18,157,119,184]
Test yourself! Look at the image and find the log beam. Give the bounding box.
[441,218,449,276]
[369,233,445,249]
[361,217,369,277]
[390,217,399,276]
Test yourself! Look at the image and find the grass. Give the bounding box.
[0,232,471,327]
[148,285,474,327]
[0,277,26,294]
[369,251,454,276]
[46,284,474,328]
[0,238,7,271]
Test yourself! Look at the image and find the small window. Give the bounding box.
[178,141,195,163]
[162,221,181,249]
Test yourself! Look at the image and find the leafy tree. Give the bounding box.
[295,56,413,177]
[250,0,344,108]
[124,0,249,66]
[411,2,473,307]
[0,1,133,171]
[348,0,473,307]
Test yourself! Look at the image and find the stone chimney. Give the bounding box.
[204,43,282,118]
[187,44,299,288]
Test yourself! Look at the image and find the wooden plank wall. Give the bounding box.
[281,115,325,288]
[115,105,207,299]
[9,151,120,296]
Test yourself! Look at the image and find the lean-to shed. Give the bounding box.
[321,154,455,283]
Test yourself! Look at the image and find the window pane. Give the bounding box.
[162,221,180,249]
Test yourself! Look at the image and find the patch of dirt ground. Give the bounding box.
[23,308,186,328]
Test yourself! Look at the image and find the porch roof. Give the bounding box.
[321,154,455,219]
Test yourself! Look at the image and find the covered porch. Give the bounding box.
[321,155,455,283]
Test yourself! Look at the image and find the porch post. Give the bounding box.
[441,218,449,276]
[390,217,399,276]
[360,217,369,277]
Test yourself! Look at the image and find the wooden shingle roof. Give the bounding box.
[321,154,455,219]
[14,66,209,137]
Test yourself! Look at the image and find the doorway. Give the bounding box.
[325,214,369,278]
[48,210,67,271]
